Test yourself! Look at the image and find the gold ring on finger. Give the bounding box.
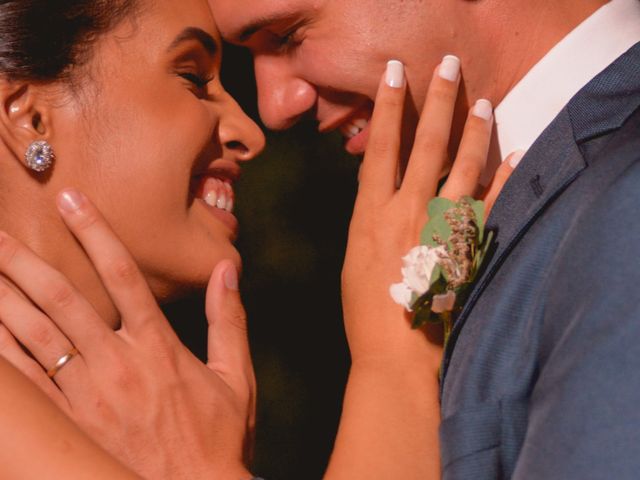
[47,347,79,378]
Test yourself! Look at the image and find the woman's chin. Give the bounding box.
[147,251,242,304]
[150,281,201,305]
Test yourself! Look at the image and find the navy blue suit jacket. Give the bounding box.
[439,42,640,479]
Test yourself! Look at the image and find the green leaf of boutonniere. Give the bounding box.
[428,197,456,218]
[421,198,455,247]
[405,198,495,342]
[468,196,486,243]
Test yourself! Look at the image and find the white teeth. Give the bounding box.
[340,118,369,139]
[216,193,227,209]
[353,118,368,129]
[205,191,218,207]
[202,179,235,213]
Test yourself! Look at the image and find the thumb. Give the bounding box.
[205,260,255,396]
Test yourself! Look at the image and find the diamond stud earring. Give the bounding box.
[25,140,55,172]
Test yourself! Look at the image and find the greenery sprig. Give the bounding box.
[390,196,493,344]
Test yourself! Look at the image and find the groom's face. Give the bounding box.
[212,0,453,156]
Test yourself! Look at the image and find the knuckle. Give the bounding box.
[365,135,396,157]
[48,283,76,309]
[30,324,55,350]
[377,91,404,110]
[228,310,248,333]
[156,346,182,376]
[107,258,140,286]
[415,136,448,157]
[137,309,162,330]
[456,155,485,178]
[429,82,457,104]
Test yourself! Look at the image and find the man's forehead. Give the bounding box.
[210,0,317,42]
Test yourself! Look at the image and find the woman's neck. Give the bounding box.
[0,169,121,328]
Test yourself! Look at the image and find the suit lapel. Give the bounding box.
[441,41,640,384]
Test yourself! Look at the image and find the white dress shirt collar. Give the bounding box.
[493,0,640,163]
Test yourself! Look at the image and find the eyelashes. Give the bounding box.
[273,24,305,53]
[179,72,212,90]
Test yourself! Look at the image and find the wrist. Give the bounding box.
[328,357,441,479]
[349,359,439,392]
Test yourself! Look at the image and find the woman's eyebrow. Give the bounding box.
[167,27,218,55]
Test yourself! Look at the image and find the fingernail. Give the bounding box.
[439,55,460,82]
[508,149,526,169]
[57,189,85,212]
[385,60,405,88]
[472,99,493,121]
[223,263,239,291]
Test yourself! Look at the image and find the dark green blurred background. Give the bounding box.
[164,44,360,479]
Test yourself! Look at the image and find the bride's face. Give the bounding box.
[50,0,264,300]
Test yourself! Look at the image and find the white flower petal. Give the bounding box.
[390,282,413,311]
[402,266,429,294]
[399,245,444,296]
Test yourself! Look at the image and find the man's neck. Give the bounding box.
[460,0,609,108]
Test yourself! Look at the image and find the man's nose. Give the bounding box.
[254,56,317,130]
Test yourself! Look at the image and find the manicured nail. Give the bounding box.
[439,55,460,82]
[57,189,85,213]
[508,150,526,168]
[472,99,493,121]
[223,263,239,291]
[385,60,405,88]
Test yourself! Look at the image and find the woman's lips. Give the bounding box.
[199,198,239,235]
[193,175,239,235]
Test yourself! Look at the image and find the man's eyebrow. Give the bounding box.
[167,27,218,55]
[237,13,298,42]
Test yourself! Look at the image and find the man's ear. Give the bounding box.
[0,80,54,165]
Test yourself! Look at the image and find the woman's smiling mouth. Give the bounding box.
[201,176,234,213]
[191,164,241,235]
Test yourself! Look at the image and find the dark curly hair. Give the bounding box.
[0,0,138,82]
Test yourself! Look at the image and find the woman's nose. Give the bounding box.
[219,95,266,162]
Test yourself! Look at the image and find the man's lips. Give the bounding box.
[343,120,371,156]
[319,103,373,155]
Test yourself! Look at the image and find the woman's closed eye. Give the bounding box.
[179,72,213,95]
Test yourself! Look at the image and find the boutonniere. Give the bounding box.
[390,196,493,344]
